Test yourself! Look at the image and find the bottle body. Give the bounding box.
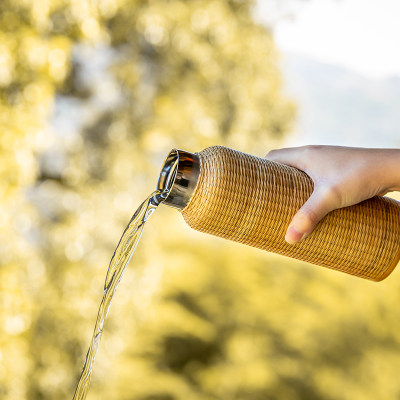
[159,145,400,281]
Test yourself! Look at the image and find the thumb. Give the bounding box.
[285,186,338,244]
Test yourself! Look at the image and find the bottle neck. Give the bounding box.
[157,149,200,210]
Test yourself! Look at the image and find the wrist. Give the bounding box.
[381,149,400,192]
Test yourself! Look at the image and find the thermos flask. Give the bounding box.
[157,145,400,281]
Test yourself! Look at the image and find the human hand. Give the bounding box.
[265,145,400,244]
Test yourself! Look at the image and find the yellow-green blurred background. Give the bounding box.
[1,0,400,399]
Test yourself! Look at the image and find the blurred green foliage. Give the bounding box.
[1,1,400,400]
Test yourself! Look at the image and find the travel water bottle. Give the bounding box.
[157,145,400,281]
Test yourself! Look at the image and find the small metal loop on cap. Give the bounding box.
[157,149,200,210]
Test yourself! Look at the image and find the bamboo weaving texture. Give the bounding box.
[181,146,400,281]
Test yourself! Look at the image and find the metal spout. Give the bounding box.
[157,149,200,210]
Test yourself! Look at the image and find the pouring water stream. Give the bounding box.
[72,188,169,400]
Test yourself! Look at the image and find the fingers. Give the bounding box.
[265,146,307,170]
[285,186,339,244]
[266,146,342,244]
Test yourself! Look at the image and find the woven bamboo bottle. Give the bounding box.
[157,145,400,281]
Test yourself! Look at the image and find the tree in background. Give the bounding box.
[2,1,400,400]
[0,1,293,398]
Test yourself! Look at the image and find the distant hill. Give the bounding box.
[280,53,400,147]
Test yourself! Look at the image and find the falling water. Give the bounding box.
[72,188,169,400]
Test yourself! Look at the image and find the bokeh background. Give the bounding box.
[1,0,400,399]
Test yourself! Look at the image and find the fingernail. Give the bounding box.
[285,225,306,244]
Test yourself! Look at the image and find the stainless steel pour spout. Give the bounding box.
[157,149,200,210]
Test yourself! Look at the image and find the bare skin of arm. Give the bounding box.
[265,145,400,244]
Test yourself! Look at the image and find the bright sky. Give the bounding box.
[261,0,400,79]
